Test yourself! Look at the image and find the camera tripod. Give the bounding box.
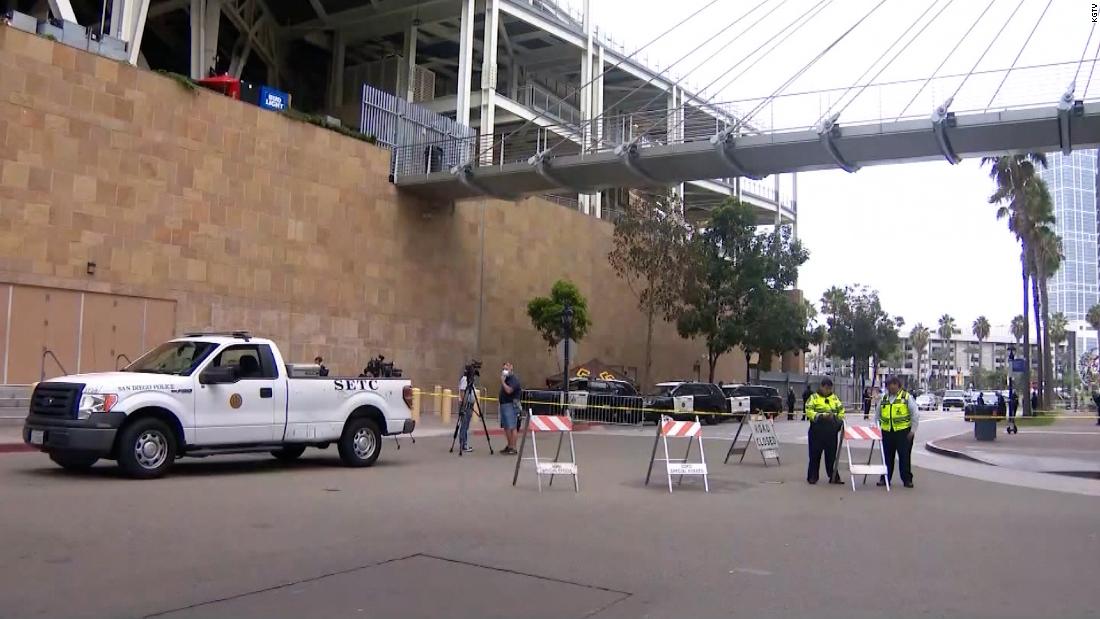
[449,374,494,455]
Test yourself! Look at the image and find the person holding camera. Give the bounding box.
[499,362,522,454]
[457,370,476,453]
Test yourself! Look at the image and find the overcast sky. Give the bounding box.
[575,0,1094,331]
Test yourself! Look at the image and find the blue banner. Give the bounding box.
[259,86,289,111]
[1011,359,1026,373]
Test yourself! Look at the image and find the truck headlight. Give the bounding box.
[77,393,118,419]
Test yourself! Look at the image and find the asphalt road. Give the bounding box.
[0,432,1097,619]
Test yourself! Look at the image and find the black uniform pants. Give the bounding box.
[807,418,840,482]
[882,428,913,484]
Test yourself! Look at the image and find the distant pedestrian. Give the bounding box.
[314,356,329,377]
[801,384,812,420]
[1008,390,1019,434]
[1092,391,1100,426]
[996,392,1006,417]
[877,375,919,488]
[1031,390,1039,414]
[805,378,845,485]
[787,388,796,421]
[498,362,522,454]
[862,387,872,420]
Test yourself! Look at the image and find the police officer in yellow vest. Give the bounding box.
[806,378,845,484]
[877,375,919,488]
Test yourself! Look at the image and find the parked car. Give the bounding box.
[23,332,414,478]
[644,381,728,425]
[941,389,967,411]
[720,384,783,416]
[915,393,938,411]
[524,377,640,421]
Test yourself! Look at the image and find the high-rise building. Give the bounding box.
[1042,150,1098,322]
[1041,150,1099,355]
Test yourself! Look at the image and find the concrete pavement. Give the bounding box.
[928,424,1100,477]
[0,434,1097,619]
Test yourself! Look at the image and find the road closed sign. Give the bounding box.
[751,416,780,461]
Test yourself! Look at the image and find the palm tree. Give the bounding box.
[1029,201,1062,410]
[938,314,957,388]
[1088,304,1100,333]
[972,316,991,385]
[983,152,1049,416]
[910,323,930,390]
[1049,312,1069,390]
[1010,315,1027,344]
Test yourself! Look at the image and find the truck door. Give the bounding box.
[194,343,279,444]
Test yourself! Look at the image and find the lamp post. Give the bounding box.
[561,303,574,416]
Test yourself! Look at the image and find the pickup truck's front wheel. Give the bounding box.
[338,418,381,467]
[117,418,176,479]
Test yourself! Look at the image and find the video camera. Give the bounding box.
[364,354,402,378]
[463,359,482,381]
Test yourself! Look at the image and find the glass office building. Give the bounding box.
[1041,150,1099,323]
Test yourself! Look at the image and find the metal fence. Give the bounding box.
[521,390,647,426]
[359,83,477,179]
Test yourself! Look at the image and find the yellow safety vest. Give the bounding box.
[880,391,911,432]
[806,392,845,421]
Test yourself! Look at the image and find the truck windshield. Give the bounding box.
[124,341,218,376]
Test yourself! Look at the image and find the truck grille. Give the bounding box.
[30,382,83,418]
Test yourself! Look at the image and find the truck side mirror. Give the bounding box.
[200,365,239,385]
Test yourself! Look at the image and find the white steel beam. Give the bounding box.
[455,0,475,128]
[126,0,150,65]
[399,23,418,101]
[479,0,500,165]
[47,0,77,22]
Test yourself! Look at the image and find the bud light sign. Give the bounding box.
[259,86,289,111]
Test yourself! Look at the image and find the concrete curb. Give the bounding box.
[925,437,1100,479]
[924,439,985,464]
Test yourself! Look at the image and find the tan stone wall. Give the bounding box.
[0,25,744,390]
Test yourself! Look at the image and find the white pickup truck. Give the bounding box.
[22,332,415,478]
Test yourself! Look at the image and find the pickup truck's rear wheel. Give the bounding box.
[271,445,307,461]
[338,418,381,467]
[48,452,99,471]
[117,418,176,479]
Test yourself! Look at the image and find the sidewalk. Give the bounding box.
[927,421,1100,478]
[0,426,28,453]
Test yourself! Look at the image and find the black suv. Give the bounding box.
[721,384,784,416]
[644,381,729,425]
[523,378,639,417]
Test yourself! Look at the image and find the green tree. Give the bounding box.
[910,323,930,390]
[1027,184,1061,410]
[740,293,811,381]
[972,316,990,343]
[527,280,591,352]
[1010,315,1027,343]
[938,314,957,388]
[1049,311,1069,389]
[675,199,808,382]
[608,192,691,390]
[1087,304,1100,333]
[820,285,901,394]
[971,316,990,386]
[983,152,1049,415]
